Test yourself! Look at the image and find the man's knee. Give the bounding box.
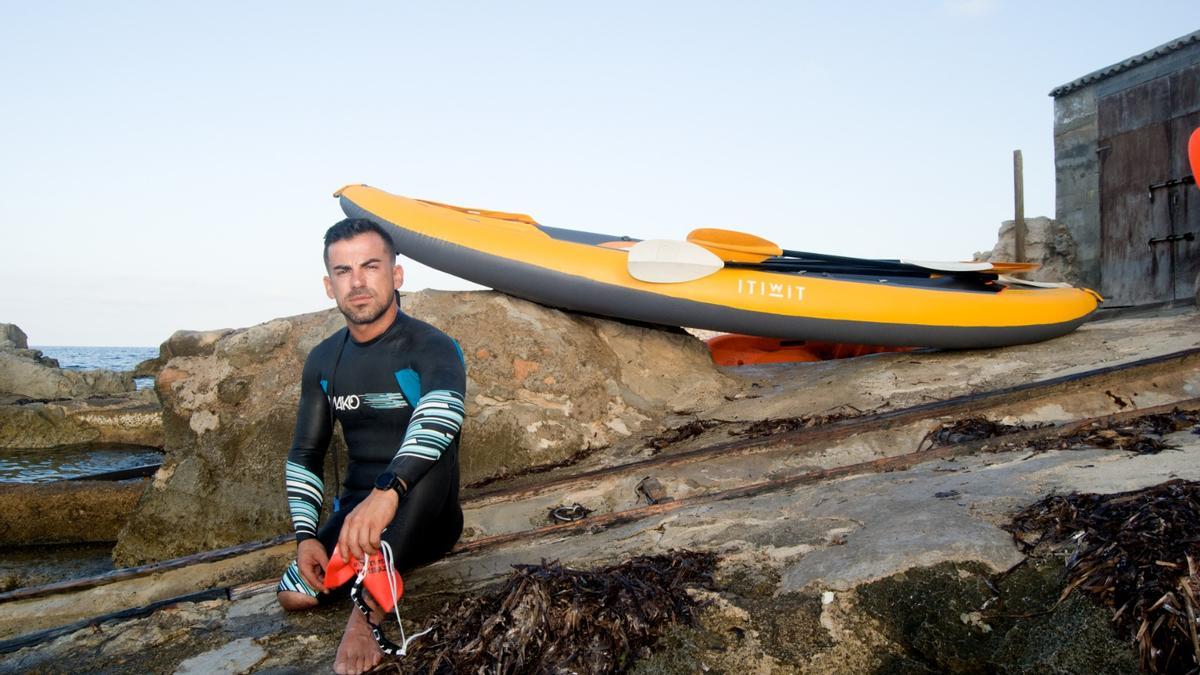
[277,590,320,612]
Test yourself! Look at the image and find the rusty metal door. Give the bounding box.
[1098,63,1200,305]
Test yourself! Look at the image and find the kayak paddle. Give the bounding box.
[686,227,1039,274]
[626,240,724,283]
[630,240,959,282]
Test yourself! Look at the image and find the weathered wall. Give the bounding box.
[1052,88,1101,291]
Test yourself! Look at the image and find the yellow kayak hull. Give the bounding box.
[336,184,1099,349]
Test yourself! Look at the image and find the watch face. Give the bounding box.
[374,472,395,490]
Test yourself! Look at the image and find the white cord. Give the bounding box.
[366,541,432,656]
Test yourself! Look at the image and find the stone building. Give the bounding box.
[1051,30,1200,306]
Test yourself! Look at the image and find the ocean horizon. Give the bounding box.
[31,345,158,373]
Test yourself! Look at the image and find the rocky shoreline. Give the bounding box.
[0,324,162,451]
[1,300,1198,673]
[0,324,164,557]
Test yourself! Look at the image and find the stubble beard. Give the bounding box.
[338,291,392,325]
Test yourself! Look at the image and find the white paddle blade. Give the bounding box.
[627,240,724,283]
[900,259,995,273]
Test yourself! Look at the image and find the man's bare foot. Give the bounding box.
[334,607,383,675]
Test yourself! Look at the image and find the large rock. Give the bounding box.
[0,324,134,400]
[114,291,732,565]
[0,323,27,350]
[404,292,731,480]
[0,350,135,400]
[0,324,154,449]
[112,315,343,567]
[976,216,1082,285]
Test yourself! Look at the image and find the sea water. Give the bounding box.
[0,446,164,483]
[33,345,158,389]
[4,345,163,483]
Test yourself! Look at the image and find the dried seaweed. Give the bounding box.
[646,420,723,451]
[392,551,719,674]
[918,417,1042,450]
[923,408,1200,457]
[736,408,857,439]
[1028,409,1200,456]
[1006,480,1200,674]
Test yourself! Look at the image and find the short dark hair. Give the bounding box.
[323,218,397,267]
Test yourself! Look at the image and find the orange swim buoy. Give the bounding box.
[324,544,405,613]
[706,333,914,366]
[1189,127,1200,187]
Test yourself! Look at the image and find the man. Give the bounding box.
[276,218,466,675]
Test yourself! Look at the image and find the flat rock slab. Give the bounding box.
[174,637,266,674]
[0,391,162,449]
[0,480,146,545]
[7,431,1198,672]
[704,310,1200,426]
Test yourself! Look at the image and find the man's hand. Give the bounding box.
[296,538,329,592]
[338,488,400,562]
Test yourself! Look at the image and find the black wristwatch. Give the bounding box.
[373,471,407,497]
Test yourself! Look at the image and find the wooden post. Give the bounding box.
[1013,150,1026,264]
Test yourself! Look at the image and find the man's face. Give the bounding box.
[323,232,404,325]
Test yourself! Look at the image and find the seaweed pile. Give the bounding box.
[1006,479,1200,674]
[394,551,719,674]
[922,408,1200,456]
[1028,408,1200,456]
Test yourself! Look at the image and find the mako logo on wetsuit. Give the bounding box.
[330,393,410,412]
[331,394,360,411]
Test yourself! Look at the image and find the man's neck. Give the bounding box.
[345,298,398,343]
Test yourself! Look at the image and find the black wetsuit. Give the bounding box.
[278,305,466,597]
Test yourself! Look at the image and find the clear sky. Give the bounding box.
[1,2,1196,346]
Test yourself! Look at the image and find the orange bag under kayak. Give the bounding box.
[707,333,913,366]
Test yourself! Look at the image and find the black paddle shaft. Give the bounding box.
[726,260,931,278]
[780,248,909,269]
[726,257,1001,286]
[773,248,997,279]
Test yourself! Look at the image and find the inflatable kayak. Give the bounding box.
[335,184,1100,349]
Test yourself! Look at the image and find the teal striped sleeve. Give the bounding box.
[286,460,324,541]
[387,390,465,488]
[387,334,466,489]
[284,347,333,542]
